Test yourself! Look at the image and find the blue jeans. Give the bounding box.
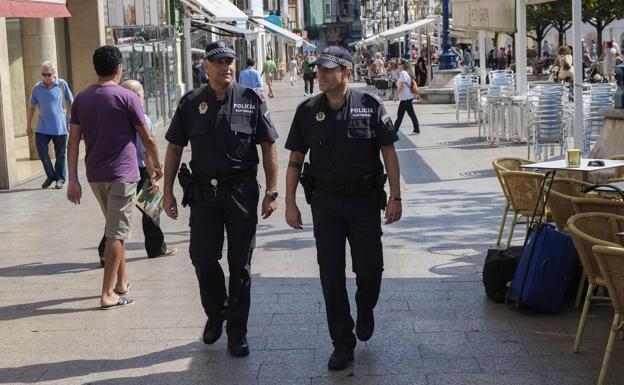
[35,133,67,182]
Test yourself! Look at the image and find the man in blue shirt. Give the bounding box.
[238,58,263,89]
[27,61,73,189]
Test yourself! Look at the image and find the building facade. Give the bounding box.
[0,0,177,189]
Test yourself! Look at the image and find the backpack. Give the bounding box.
[483,246,522,303]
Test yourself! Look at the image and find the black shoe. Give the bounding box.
[202,316,224,344]
[356,309,375,341]
[228,336,250,357]
[327,346,354,370]
[42,178,53,188]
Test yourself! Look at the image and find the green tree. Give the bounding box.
[526,3,553,57]
[582,0,624,55]
[546,0,572,47]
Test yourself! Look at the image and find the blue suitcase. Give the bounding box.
[509,223,578,313]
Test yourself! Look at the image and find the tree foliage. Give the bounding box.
[526,3,553,56]
[582,0,624,54]
[545,0,572,47]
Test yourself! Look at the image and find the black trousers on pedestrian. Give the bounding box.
[394,99,420,133]
[98,168,167,258]
[304,73,315,94]
[311,190,384,348]
[189,177,259,339]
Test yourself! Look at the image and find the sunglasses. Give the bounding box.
[41,73,53,77]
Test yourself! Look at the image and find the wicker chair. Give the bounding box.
[499,170,546,246]
[492,157,535,247]
[567,213,624,355]
[591,245,624,385]
[546,178,592,232]
[572,197,624,216]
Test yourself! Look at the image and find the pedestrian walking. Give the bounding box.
[302,53,316,96]
[288,56,299,86]
[238,58,263,89]
[284,46,402,371]
[162,40,279,357]
[67,45,163,309]
[26,61,74,189]
[96,80,177,268]
[394,60,420,135]
[261,55,276,98]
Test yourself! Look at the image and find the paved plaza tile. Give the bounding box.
[0,80,621,384]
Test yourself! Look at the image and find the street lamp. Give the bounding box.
[437,0,457,70]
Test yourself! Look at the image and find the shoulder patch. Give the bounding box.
[251,87,266,103]
[362,91,383,105]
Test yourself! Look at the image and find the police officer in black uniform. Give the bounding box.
[163,41,279,357]
[284,46,402,370]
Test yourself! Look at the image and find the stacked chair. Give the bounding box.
[526,83,573,160]
[582,83,616,153]
[485,70,516,145]
[454,74,480,124]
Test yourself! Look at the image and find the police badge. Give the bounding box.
[199,101,208,114]
[315,111,326,122]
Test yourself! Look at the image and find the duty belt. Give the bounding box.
[313,175,376,196]
[196,166,257,189]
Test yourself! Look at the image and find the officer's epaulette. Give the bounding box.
[362,90,383,105]
[249,87,266,103]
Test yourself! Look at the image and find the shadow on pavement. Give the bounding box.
[0,295,99,321]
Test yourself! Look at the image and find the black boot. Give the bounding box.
[355,309,374,341]
[327,346,354,370]
[202,315,224,344]
[228,336,250,357]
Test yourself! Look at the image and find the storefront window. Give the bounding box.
[104,0,176,123]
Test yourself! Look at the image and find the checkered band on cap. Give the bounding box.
[205,46,236,59]
[318,53,352,68]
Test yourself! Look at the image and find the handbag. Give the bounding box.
[410,78,419,96]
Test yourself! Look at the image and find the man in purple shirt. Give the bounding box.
[67,45,163,309]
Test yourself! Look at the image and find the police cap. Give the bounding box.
[312,46,353,69]
[205,40,236,61]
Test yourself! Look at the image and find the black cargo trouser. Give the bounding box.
[311,189,384,348]
[189,177,259,340]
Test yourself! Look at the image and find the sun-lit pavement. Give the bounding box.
[0,79,622,385]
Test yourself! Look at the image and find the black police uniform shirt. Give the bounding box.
[285,88,398,183]
[166,83,278,177]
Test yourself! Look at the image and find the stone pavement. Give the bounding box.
[1,79,623,385]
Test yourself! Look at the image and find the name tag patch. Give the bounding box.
[233,103,256,114]
[350,107,374,119]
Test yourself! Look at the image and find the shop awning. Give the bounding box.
[0,0,70,18]
[250,17,303,47]
[203,21,257,39]
[350,34,381,47]
[181,0,248,23]
[378,18,436,40]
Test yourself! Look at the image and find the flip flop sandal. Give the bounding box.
[101,296,134,310]
[113,281,132,296]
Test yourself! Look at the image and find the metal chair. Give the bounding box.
[454,74,479,123]
[583,83,616,153]
[526,83,572,160]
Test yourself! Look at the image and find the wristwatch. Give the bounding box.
[265,191,279,199]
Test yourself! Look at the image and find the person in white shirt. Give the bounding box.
[601,40,617,83]
[288,56,298,86]
[393,60,420,135]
